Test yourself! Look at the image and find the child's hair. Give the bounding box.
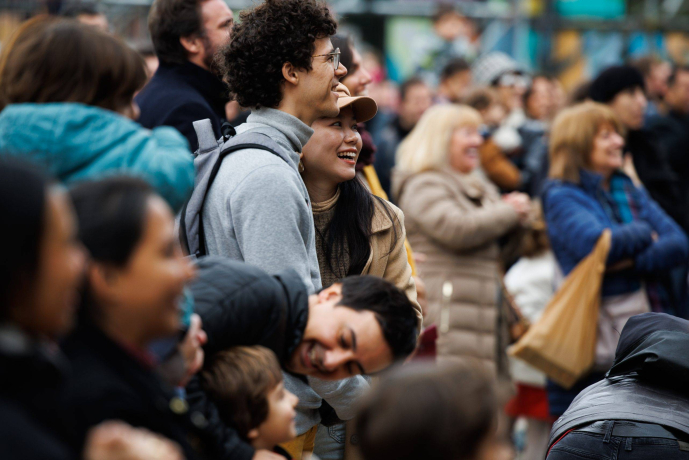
[356,362,497,460]
[199,346,283,439]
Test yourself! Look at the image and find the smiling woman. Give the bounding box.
[300,84,422,327]
[393,104,530,375]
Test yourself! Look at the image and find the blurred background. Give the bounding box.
[3,0,689,94]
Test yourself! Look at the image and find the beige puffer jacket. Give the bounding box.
[394,169,520,374]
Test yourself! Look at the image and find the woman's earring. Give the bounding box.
[299,159,305,173]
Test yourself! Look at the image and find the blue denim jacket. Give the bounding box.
[542,169,688,297]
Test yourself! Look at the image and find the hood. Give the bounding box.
[606,313,689,392]
[0,103,194,211]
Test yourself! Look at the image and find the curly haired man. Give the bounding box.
[193,1,364,460]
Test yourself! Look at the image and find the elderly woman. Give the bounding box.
[393,104,531,374]
[542,102,689,416]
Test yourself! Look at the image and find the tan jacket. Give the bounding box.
[394,169,520,373]
[312,191,422,330]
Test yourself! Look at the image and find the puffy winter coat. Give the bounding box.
[394,169,520,374]
[186,257,310,460]
[0,103,194,212]
[549,313,689,448]
[542,169,688,298]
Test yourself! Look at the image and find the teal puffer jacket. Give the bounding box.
[0,103,194,212]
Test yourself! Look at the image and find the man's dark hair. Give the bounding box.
[356,362,496,460]
[338,276,418,360]
[219,0,337,109]
[60,2,100,18]
[440,58,470,83]
[399,77,427,102]
[148,0,204,65]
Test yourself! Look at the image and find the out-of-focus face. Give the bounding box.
[449,124,484,174]
[609,87,647,130]
[588,122,625,179]
[199,0,234,69]
[286,284,394,381]
[93,196,196,345]
[301,106,362,186]
[495,72,530,112]
[399,83,434,129]
[441,70,472,103]
[525,77,553,121]
[434,12,468,42]
[299,37,348,122]
[666,70,689,114]
[342,48,372,97]
[14,188,86,340]
[647,61,672,100]
[77,13,109,32]
[249,381,299,449]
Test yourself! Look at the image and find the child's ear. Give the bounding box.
[247,428,259,440]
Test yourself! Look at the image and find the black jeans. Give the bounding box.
[548,421,689,460]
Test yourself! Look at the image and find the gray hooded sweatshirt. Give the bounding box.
[202,107,367,434]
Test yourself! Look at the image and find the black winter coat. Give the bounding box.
[625,129,684,232]
[186,257,310,460]
[62,323,210,460]
[0,328,76,460]
[647,112,689,233]
[136,62,229,152]
[549,313,689,448]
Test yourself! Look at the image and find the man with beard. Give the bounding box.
[136,0,233,151]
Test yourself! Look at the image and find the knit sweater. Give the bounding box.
[312,188,350,288]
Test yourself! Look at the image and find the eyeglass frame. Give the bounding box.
[313,48,341,70]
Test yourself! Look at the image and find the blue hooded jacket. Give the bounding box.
[542,169,689,298]
[0,103,194,212]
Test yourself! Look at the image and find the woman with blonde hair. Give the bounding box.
[542,101,688,417]
[393,104,531,374]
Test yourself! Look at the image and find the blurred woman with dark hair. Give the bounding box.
[0,16,193,212]
[62,177,200,458]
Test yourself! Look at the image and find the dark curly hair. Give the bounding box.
[219,0,337,109]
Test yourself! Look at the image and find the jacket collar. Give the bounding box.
[371,197,394,234]
[578,168,632,194]
[156,61,229,117]
[246,108,314,154]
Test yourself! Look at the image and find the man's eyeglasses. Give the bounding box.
[313,48,341,70]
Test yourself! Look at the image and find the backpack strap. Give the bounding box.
[179,130,287,258]
[193,119,219,156]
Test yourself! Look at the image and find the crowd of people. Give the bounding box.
[2,0,689,459]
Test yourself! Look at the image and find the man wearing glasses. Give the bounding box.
[192,1,364,460]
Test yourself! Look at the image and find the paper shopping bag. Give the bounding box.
[508,230,611,389]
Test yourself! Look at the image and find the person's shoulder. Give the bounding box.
[0,398,72,460]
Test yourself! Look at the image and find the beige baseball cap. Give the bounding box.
[335,83,378,123]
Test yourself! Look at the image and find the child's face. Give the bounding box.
[250,381,299,449]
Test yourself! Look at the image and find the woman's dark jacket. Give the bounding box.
[62,323,209,460]
[0,327,76,460]
[186,256,310,460]
[549,313,689,448]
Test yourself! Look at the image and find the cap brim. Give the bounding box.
[337,95,378,124]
